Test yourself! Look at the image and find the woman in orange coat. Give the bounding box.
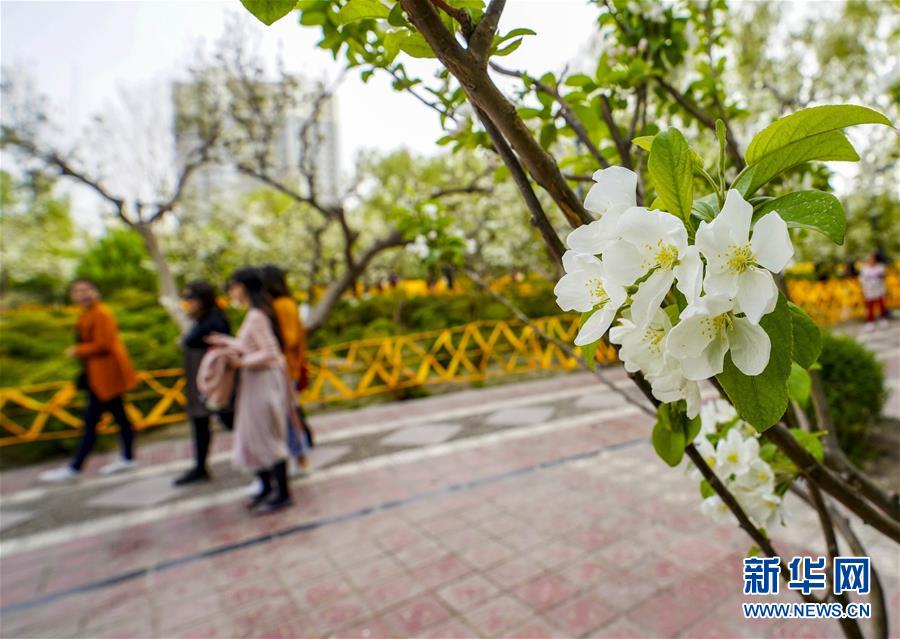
[40,279,139,482]
[261,265,314,462]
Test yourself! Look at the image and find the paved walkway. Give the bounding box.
[0,321,897,638]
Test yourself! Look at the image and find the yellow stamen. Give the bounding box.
[586,277,609,306]
[656,244,680,270]
[727,244,755,274]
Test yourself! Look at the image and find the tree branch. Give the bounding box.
[597,94,632,169]
[490,62,611,169]
[763,423,900,543]
[469,0,505,61]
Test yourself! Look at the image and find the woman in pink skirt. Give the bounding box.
[207,267,293,514]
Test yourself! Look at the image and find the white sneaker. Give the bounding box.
[39,466,81,483]
[98,458,137,476]
[244,477,263,496]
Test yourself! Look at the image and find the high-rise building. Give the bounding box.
[172,77,340,205]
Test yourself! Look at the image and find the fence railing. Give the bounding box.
[1,274,896,447]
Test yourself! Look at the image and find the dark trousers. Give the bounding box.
[865,297,887,322]
[189,411,233,470]
[71,391,134,471]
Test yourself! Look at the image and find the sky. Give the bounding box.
[0,1,599,233]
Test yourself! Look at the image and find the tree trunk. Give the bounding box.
[134,222,189,332]
[306,230,406,333]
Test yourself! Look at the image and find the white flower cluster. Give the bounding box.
[407,234,430,259]
[692,399,786,529]
[555,167,794,418]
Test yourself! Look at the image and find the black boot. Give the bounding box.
[245,469,272,510]
[254,461,292,515]
[173,466,210,486]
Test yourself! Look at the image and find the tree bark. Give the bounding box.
[134,222,189,332]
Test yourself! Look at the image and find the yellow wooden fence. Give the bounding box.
[1,274,896,447]
[0,315,617,447]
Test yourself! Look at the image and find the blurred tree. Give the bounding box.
[0,170,77,301]
[74,228,158,294]
[0,70,223,328]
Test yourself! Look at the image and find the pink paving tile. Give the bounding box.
[587,617,648,638]
[456,539,517,568]
[559,556,616,590]
[277,556,336,588]
[310,595,370,636]
[627,553,684,587]
[294,573,354,609]
[157,592,226,635]
[175,620,225,639]
[544,592,619,637]
[223,596,304,639]
[380,594,452,636]
[410,554,472,591]
[767,619,846,639]
[328,616,397,639]
[590,570,661,611]
[594,537,655,566]
[507,617,563,639]
[361,573,428,612]
[464,595,535,637]
[487,556,547,590]
[217,577,290,610]
[417,514,469,536]
[393,539,449,570]
[625,589,710,636]
[376,526,426,552]
[528,539,586,569]
[418,618,479,639]
[514,572,579,612]
[341,555,406,590]
[436,574,501,612]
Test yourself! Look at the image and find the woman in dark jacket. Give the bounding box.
[174,281,233,486]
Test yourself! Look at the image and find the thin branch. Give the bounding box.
[490,62,611,169]
[473,105,565,262]
[597,94,632,169]
[763,423,900,544]
[654,77,745,170]
[429,0,473,34]
[809,371,900,521]
[469,0,505,60]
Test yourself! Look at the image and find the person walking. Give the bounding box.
[207,268,293,514]
[173,281,234,486]
[40,279,138,482]
[261,265,315,462]
[859,251,888,329]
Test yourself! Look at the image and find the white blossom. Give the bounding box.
[603,207,703,326]
[715,428,759,479]
[553,251,627,346]
[666,293,771,380]
[700,495,732,523]
[699,398,737,440]
[566,167,638,256]
[696,189,793,324]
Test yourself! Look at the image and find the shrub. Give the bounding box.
[815,332,887,463]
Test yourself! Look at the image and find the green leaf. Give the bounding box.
[745,105,893,165]
[397,32,436,58]
[565,74,595,88]
[634,134,704,166]
[581,340,599,371]
[653,407,686,466]
[754,191,846,245]
[648,128,694,222]
[337,0,390,24]
[747,545,761,558]
[387,3,410,27]
[788,428,824,463]
[700,480,715,499]
[732,130,858,197]
[788,302,821,369]
[787,362,812,407]
[717,294,793,431]
[691,193,718,222]
[239,0,295,25]
[685,414,701,443]
[496,27,536,43]
[493,38,523,57]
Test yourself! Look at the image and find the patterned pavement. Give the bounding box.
[0,321,897,638]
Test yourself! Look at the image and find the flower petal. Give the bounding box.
[574,305,616,346]
[729,317,771,376]
[566,221,606,255]
[751,212,794,273]
[666,314,714,360]
[585,166,637,213]
[735,268,778,324]
[602,242,646,285]
[674,245,703,303]
[680,337,728,380]
[553,270,596,312]
[631,269,674,329]
[562,250,599,273]
[717,189,753,245]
